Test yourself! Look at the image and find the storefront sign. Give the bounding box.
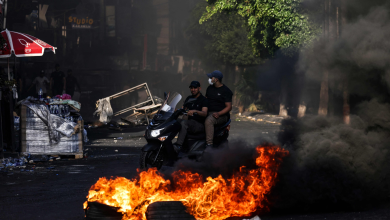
[68,15,94,29]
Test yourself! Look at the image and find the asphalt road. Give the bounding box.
[0,120,389,220]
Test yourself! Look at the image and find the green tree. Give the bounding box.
[200,0,320,57]
[187,2,260,66]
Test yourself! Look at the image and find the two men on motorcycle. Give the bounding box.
[175,70,233,149]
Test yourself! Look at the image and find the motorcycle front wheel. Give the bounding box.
[139,150,163,170]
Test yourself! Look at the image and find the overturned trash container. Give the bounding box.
[19,98,84,159]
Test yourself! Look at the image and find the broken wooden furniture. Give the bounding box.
[95,83,161,125]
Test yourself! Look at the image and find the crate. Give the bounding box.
[20,105,83,157]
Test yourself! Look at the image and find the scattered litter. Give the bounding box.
[1,157,27,167]
[114,140,117,143]
[115,150,118,152]
[117,137,123,140]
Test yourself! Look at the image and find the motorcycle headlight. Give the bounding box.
[151,129,163,137]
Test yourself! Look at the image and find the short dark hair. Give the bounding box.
[67,69,72,73]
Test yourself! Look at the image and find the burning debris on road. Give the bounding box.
[84,145,288,220]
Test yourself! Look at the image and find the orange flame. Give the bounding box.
[84,145,289,220]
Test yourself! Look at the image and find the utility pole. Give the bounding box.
[2,0,6,29]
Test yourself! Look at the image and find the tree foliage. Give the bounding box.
[200,0,321,57]
[187,2,260,66]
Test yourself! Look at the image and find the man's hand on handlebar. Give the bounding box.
[187,110,197,116]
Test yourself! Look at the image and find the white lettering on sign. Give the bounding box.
[35,40,47,46]
[25,49,31,53]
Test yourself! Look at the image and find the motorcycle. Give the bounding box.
[140,92,230,170]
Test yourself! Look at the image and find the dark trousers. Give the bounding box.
[205,112,228,145]
[176,118,205,145]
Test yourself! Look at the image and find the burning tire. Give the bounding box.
[140,151,163,170]
[84,202,123,220]
[146,201,195,220]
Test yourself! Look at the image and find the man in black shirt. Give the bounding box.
[65,69,81,97]
[174,81,208,149]
[205,70,233,147]
[50,64,66,96]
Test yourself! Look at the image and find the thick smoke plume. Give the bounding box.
[276,104,390,210]
[300,5,390,100]
[161,139,262,179]
[272,4,390,210]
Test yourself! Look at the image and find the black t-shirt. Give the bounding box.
[183,93,209,123]
[206,84,233,115]
[51,71,65,87]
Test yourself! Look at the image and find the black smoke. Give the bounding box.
[270,3,390,210]
[161,139,262,179]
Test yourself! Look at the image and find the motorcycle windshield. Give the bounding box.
[167,93,182,113]
[158,92,182,115]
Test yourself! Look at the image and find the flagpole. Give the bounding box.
[7,57,9,80]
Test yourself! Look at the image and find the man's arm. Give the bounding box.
[213,102,232,119]
[188,107,208,117]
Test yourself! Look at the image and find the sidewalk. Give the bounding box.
[235,112,286,125]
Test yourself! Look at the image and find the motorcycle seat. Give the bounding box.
[186,119,231,140]
[187,132,206,140]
